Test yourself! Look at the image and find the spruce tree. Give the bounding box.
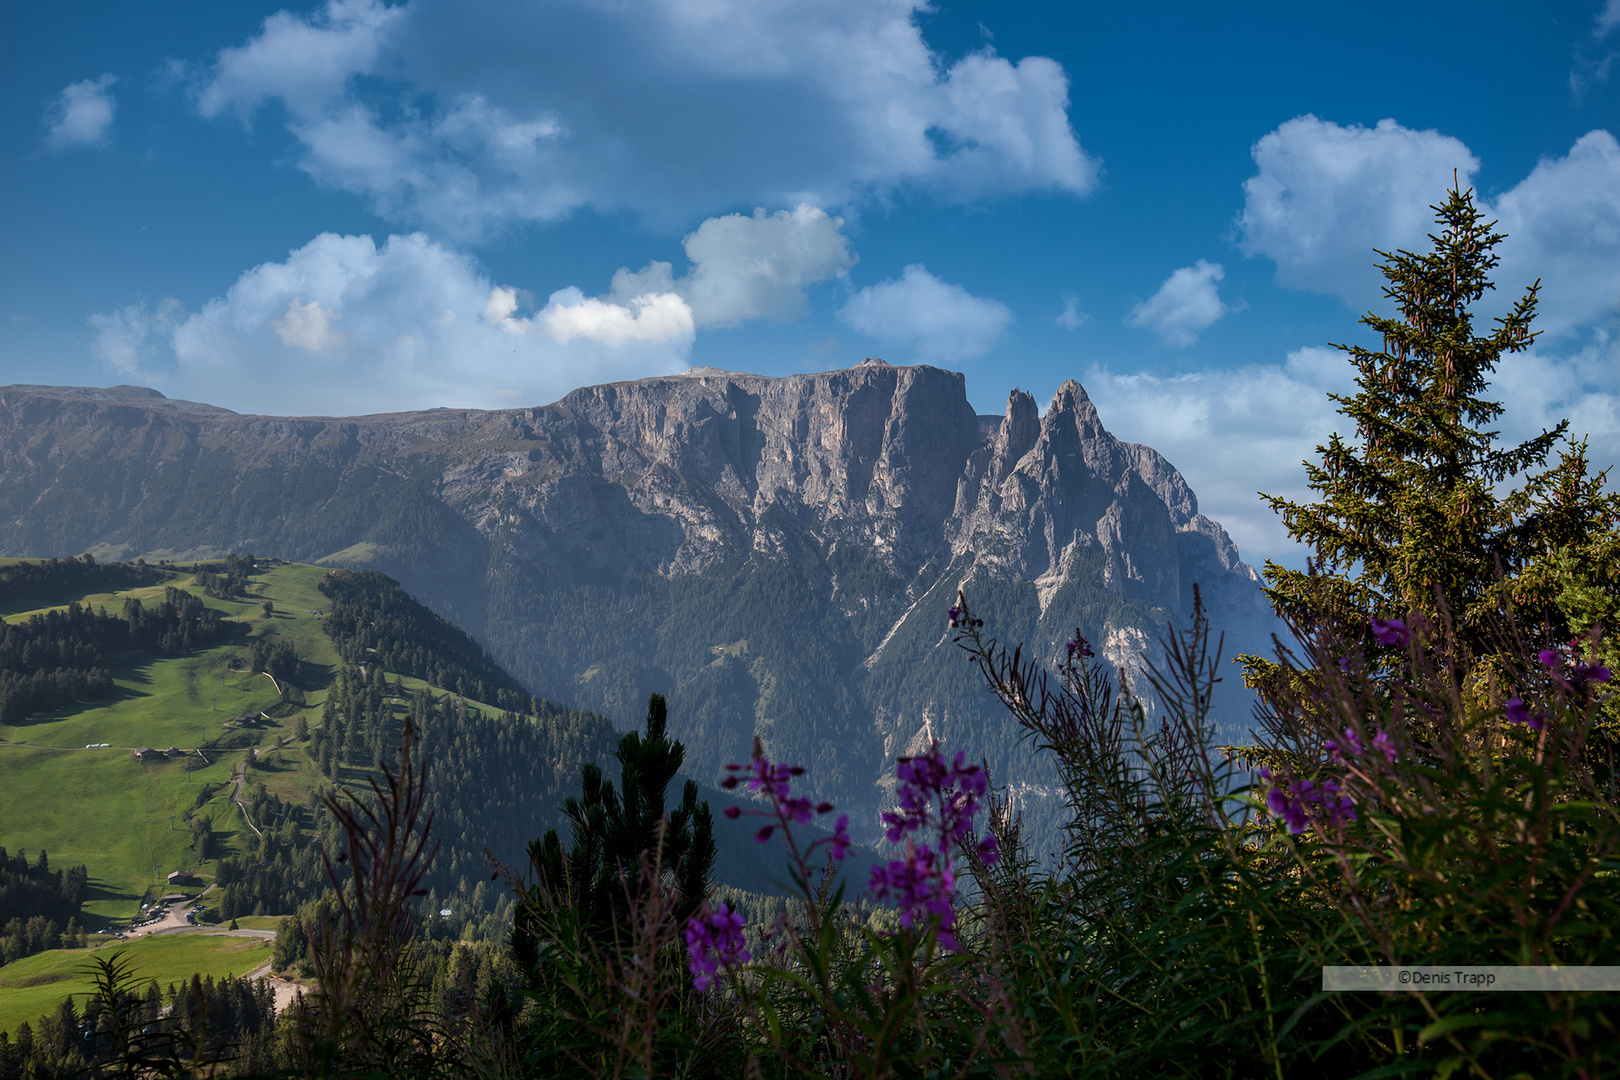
[1253,183,1571,652]
[511,693,714,984]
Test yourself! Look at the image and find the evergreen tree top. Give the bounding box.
[1259,182,1568,634]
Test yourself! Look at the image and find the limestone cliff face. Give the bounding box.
[0,363,1280,815]
[489,359,984,582]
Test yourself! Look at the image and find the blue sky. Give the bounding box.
[3,0,1618,567]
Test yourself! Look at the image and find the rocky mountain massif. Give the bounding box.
[0,361,1281,836]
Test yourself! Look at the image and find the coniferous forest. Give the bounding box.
[207,569,621,922]
[0,849,88,965]
[2,188,1619,1078]
[0,587,247,723]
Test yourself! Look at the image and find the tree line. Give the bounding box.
[318,569,535,714]
[215,660,618,922]
[0,965,279,1080]
[0,589,247,723]
[0,555,171,607]
[191,552,259,601]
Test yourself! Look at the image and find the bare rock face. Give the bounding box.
[0,363,1281,819]
[506,357,984,581]
[946,380,1255,614]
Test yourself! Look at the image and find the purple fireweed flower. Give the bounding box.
[1280,787,1310,834]
[947,594,983,630]
[1064,634,1094,665]
[723,741,851,861]
[869,842,963,951]
[1573,661,1613,686]
[685,903,751,992]
[869,740,1001,949]
[1320,780,1357,826]
[1262,774,1355,834]
[1372,730,1397,764]
[1370,618,1410,648]
[1504,697,1545,731]
[1325,728,1364,764]
[1539,648,1562,669]
[830,815,852,861]
[886,744,991,848]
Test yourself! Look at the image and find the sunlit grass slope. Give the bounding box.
[0,564,346,920]
[0,561,557,926]
[0,933,273,1036]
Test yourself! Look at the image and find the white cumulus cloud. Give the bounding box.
[91,232,693,415]
[1238,116,1620,339]
[1055,293,1089,329]
[43,74,118,150]
[524,288,695,346]
[1599,0,1620,37]
[1238,116,1479,308]
[1125,261,1230,347]
[190,0,1098,238]
[838,265,1012,363]
[610,205,855,328]
[272,298,347,353]
[195,0,404,121]
[1491,130,1620,336]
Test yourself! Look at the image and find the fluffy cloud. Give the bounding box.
[91,297,184,372]
[1125,261,1229,347]
[838,265,1012,363]
[272,298,347,352]
[1055,293,1089,329]
[195,0,403,120]
[610,205,855,327]
[1599,0,1620,37]
[43,75,118,150]
[91,232,692,415]
[1083,338,1620,569]
[1491,131,1620,335]
[191,0,1097,238]
[1239,116,1620,338]
[1238,116,1478,307]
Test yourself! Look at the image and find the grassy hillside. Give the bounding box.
[0,558,826,931]
[1,562,337,921]
[0,933,272,1036]
[0,560,613,925]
